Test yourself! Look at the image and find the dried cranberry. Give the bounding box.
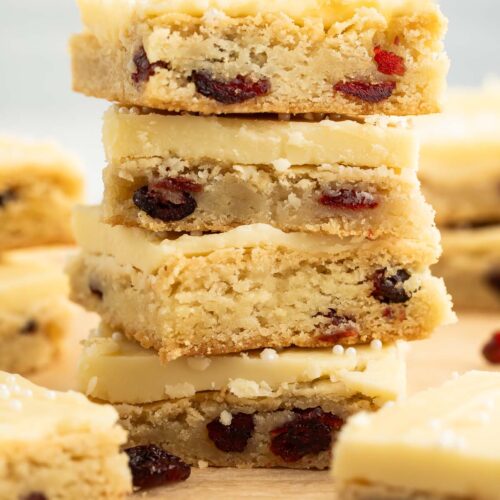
[486,268,500,294]
[133,177,201,222]
[314,309,359,343]
[374,47,406,76]
[334,81,396,103]
[131,46,170,84]
[270,408,344,463]
[191,71,271,104]
[89,281,104,300]
[482,331,500,364]
[21,494,47,500]
[0,188,16,208]
[20,319,38,335]
[319,189,378,210]
[126,445,190,490]
[207,412,255,452]
[372,269,411,304]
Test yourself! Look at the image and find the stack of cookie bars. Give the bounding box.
[0,137,84,374]
[69,0,454,470]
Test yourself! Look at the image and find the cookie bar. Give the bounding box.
[433,226,499,311]
[0,371,131,499]
[333,371,500,500]
[78,326,406,469]
[0,136,84,252]
[102,107,436,239]
[68,206,454,361]
[417,82,500,227]
[71,0,448,115]
[0,257,72,374]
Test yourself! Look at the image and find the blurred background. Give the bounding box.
[0,0,499,201]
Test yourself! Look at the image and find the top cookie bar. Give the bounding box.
[71,0,448,115]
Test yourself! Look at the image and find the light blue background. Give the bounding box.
[0,0,499,201]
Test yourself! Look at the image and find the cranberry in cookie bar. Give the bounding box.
[102,108,435,239]
[71,0,448,115]
[333,371,500,500]
[0,257,73,374]
[0,136,84,252]
[433,225,500,312]
[0,372,131,499]
[416,82,500,227]
[79,327,406,469]
[68,206,454,361]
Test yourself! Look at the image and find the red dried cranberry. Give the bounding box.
[126,445,190,490]
[314,309,359,343]
[319,189,378,210]
[372,269,411,304]
[0,188,16,208]
[191,71,271,104]
[482,331,500,364]
[486,268,500,294]
[132,46,170,84]
[374,47,406,76]
[133,177,202,222]
[270,408,344,463]
[207,412,255,452]
[20,319,38,335]
[21,494,47,500]
[334,81,396,103]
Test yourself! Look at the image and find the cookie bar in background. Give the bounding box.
[68,206,454,361]
[417,82,500,228]
[79,326,406,470]
[71,0,448,115]
[102,107,437,240]
[0,256,73,374]
[0,372,131,499]
[0,136,84,252]
[434,227,500,311]
[333,371,500,500]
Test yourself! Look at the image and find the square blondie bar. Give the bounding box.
[102,107,436,240]
[0,372,131,499]
[0,137,84,252]
[68,206,454,361]
[79,326,406,469]
[0,256,73,374]
[71,0,448,115]
[333,371,500,500]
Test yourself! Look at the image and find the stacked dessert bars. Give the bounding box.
[416,83,500,311]
[69,0,453,469]
[0,137,84,374]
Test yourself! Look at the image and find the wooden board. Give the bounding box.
[32,311,500,499]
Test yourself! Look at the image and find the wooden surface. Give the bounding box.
[32,311,500,499]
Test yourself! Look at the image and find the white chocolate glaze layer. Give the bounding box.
[103,107,417,170]
[78,328,406,404]
[0,260,68,314]
[73,206,440,273]
[333,371,500,500]
[78,0,438,42]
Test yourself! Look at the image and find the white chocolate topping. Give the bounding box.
[333,371,500,499]
[0,371,121,442]
[103,107,417,170]
[73,206,437,274]
[0,260,68,314]
[77,0,438,43]
[78,329,406,404]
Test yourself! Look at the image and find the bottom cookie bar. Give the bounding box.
[433,225,499,311]
[0,257,73,374]
[333,371,500,500]
[79,327,406,470]
[0,371,131,499]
